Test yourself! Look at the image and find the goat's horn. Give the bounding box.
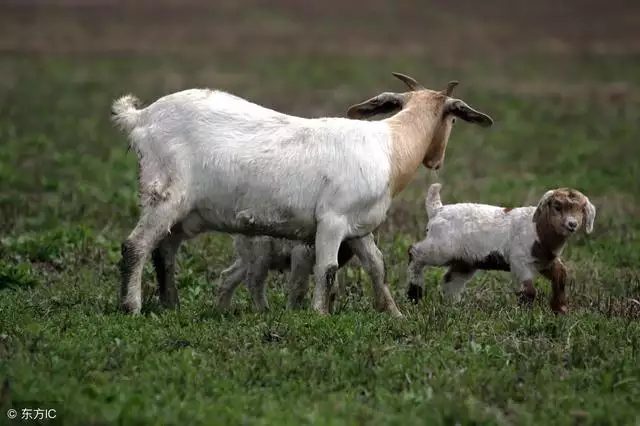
[392,72,425,91]
[441,80,459,96]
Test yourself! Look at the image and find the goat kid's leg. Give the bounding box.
[441,264,476,302]
[287,245,314,310]
[349,233,403,318]
[246,255,271,312]
[406,239,447,304]
[328,273,341,314]
[215,259,248,311]
[120,202,184,315]
[540,259,569,315]
[311,217,347,316]
[511,264,537,309]
[151,223,186,309]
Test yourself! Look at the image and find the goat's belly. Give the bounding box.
[181,205,317,242]
[343,198,391,238]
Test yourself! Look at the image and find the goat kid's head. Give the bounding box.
[532,188,596,237]
[346,72,493,170]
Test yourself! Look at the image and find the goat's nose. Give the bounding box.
[566,219,578,231]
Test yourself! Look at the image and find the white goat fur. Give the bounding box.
[407,183,596,311]
[111,73,493,316]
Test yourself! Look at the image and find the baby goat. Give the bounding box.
[216,236,355,312]
[111,72,493,317]
[406,183,596,313]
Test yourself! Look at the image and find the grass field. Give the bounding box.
[1,1,640,425]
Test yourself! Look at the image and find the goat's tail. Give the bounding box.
[111,94,142,134]
[425,183,443,219]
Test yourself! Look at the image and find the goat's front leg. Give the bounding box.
[312,217,347,315]
[406,239,447,304]
[151,223,186,309]
[349,233,403,318]
[540,258,569,315]
[510,262,537,308]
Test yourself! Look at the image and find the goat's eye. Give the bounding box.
[552,202,562,211]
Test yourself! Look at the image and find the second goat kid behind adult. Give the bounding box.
[111,72,494,317]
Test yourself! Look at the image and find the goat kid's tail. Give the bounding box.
[425,183,443,219]
[111,94,142,134]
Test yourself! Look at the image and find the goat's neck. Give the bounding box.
[385,106,438,196]
[533,216,568,267]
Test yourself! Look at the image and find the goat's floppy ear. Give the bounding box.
[582,197,596,234]
[445,98,493,127]
[347,92,406,119]
[532,190,555,223]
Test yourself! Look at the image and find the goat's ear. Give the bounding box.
[532,190,555,223]
[347,92,406,119]
[582,197,596,234]
[445,99,493,127]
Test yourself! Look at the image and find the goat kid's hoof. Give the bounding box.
[550,302,569,316]
[312,306,330,316]
[407,284,423,304]
[516,291,536,308]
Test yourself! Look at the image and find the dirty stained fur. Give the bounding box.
[111,72,493,317]
[406,183,596,314]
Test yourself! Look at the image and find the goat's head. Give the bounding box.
[532,188,596,238]
[346,72,493,170]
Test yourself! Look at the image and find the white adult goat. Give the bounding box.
[111,72,494,317]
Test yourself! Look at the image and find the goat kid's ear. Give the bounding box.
[445,99,493,127]
[347,92,406,119]
[583,197,596,234]
[532,190,555,223]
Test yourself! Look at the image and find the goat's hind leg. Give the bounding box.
[246,254,271,312]
[441,264,476,302]
[349,233,403,318]
[120,198,186,315]
[151,223,186,309]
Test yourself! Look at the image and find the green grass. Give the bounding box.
[1,44,640,426]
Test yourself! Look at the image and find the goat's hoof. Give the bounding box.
[254,304,270,313]
[119,301,141,315]
[391,308,405,319]
[516,291,536,308]
[312,306,330,316]
[160,296,180,310]
[407,284,423,304]
[551,301,569,315]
